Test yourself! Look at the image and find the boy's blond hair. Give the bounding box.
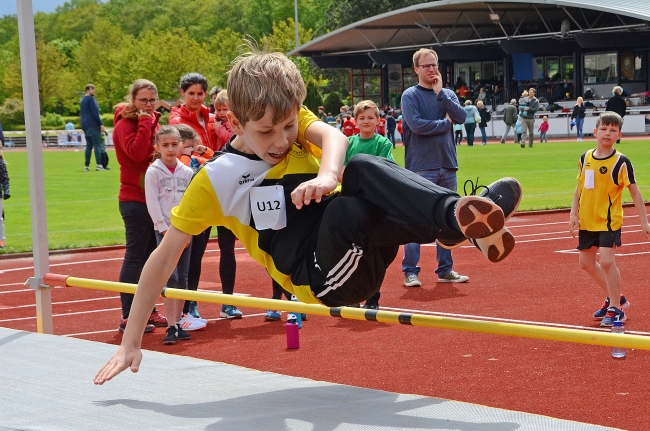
[412,48,438,67]
[596,111,624,129]
[521,90,529,97]
[353,100,379,119]
[213,89,229,106]
[227,51,306,126]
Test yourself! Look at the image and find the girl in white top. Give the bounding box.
[145,126,198,345]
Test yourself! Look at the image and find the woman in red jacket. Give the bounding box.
[169,73,242,320]
[113,79,167,333]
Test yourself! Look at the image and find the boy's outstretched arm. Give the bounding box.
[94,226,191,385]
[291,120,348,209]
[569,185,581,237]
[628,183,650,239]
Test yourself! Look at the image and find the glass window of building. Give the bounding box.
[583,52,617,84]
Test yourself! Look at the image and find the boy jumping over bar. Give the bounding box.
[95,49,521,384]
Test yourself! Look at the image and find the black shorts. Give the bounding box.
[577,229,621,250]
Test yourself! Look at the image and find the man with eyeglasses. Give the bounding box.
[400,48,470,287]
[80,84,106,171]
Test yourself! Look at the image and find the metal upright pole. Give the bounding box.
[294,0,299,48]
[17,0,52,334]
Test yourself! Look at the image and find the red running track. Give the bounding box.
[1,207,649,430]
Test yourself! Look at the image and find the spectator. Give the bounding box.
[80,84,105,171]
[538,116,549,142]
[208,85,222,114]
[606,86,627,143]
[476,100,490,145]
[463,100,479,147]
[386,111,397,148]
[341,99,395,309]
[213,90,234,151]
[453,123,463,146]
[401,48,469,287]
[0,149,10,249]
[519,88,539,148]
[113,78,168,333]
[377,112,387,137]
[500,99,518,144]
[169,74,242,320]
[571,97,586,142]
[145,126,200,344]
[317,106,328,123]
[342,113,355,137]
[569,112,649,326]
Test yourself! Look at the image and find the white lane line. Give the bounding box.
[0,302,163,323]
[0,247,248,274]
[379,306,650,336]
[0,286,65,295]
[5,296,119,309]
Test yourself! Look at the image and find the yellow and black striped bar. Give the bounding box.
[43,273,650,351]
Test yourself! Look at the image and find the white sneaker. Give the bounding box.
[178,314,207,331]
[404,274,422,287]
[183,313,207,324]
[96,165,105,171]
[437,270,469,283]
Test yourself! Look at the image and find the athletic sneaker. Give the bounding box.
[404,274,422,287]
[148,310,168,327]
[118,318,155,333]
[477,177,523,221]
[178,314,207,331]
[362,302,379,310]
[454,196,504,239]
[438,271,469,283]
[264,310,282,321]
[601,306,626,327]
[163,324,192,345]
[594,295,630,319]
[469,226,515,263]
[436,238,467,249]
[188,301,201,319]
[220,304,243,319]
[84,166,89,171]
[0,239,5,248]
[96,165,105,171]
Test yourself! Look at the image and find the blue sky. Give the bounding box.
[1,1,89,17]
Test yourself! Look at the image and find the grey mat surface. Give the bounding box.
[0,327,617,431]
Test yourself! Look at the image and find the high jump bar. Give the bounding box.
[43,273,650,350]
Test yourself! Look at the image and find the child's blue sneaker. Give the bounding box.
[600,307,626,327]
[264,310,281,321]
[220,304,243,319]
[188,301,201,319]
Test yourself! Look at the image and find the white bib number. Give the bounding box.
[584,169,595,189]
[250,185,287,230]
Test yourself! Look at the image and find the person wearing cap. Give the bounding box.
[500,99,518,144]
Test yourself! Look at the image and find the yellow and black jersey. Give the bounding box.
[577,149,636,231]
[171,108,337,304]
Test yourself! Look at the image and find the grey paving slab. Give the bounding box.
[0,327,618,431]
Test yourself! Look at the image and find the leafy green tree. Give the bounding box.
[34,0,103,43]
[73,19,136,111]
[304,80,323,114]
[323,91,343,115]
[323,0,418,32]
[0,98,25,128]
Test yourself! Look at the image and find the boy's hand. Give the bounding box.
[291,173,338,209]
[94,345,142,385]
[569,214,580,237]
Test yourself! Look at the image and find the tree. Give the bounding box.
[323,91,343,115]
[323,0,418,33]
[304,81,323,114]
[73,19,136,112]
[0,98,25,128]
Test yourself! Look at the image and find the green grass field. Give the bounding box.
[2,140,649,254]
